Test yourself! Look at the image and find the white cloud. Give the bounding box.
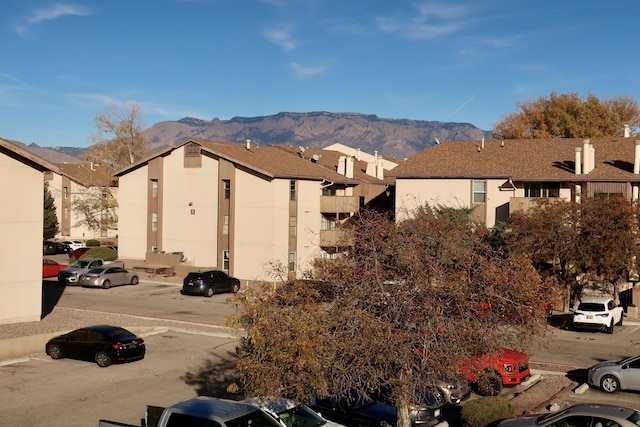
[377,1,472,39]
[15,4,91,37]
[289,62,328,79]
[264,24,297,52]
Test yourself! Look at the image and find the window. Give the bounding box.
[524,182,560,198]
[289,216,297,237]
[151,179,158,198]
[289,252,296,272]
[223,180,231,199]
[473,180,486,204]
[223,215,229,235]
[290,180,297,201]
[223,250,229,270]
[63,187,68,199]
[152,213,158,232]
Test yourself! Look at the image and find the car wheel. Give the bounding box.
[130,275,139,285]
[48,344,63,360]
[601,375,620,393]
[475,370,503,396]
[205,287,214,297]
[102,280,111,289]
[617,315,623,326]
[95,352,112,368]
[232,282,240,293]
[607,321,614,334]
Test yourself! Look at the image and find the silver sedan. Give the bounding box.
[78,266,139,289]
[588,355,640,393]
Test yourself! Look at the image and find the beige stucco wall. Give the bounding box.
[396,179,471,221]
[0,153,43,324]
[295,180,322,276]
[118,166,148,260]
[234,173,288,280]
[160,147,219,267]
[396,178,516,227]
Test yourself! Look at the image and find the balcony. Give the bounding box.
[510,197,565,213]
[319,229,354,247]
[321,195,359,213]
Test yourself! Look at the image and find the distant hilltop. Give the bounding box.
[14,112,492,163]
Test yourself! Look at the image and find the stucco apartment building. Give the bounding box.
[391,135,640,311]
[50,162,119,240]
[0,138,59,325]
[391,135,640,227]
[115,139,394,281]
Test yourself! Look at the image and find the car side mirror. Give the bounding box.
[622,364,628,370]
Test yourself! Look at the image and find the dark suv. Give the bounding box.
[181,270,241,297]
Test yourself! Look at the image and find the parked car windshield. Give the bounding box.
[224,409,284,427]
[70,260,92,268]
[577,302,605,312]
[277,405,326,427]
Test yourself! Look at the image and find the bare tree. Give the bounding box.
[76,103,149,234]
[84,103,149,173]
[229,206,554,427]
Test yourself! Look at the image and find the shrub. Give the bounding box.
[461,396,514,427]
[85,239,101,247]
[81,247,118,261]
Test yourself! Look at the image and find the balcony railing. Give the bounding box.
[319,229,354,247]
[320,196,359,213]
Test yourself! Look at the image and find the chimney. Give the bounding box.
[337,156,346,176]
[246,139,251,150]
[575,147,582,175]
[625,125,631,138]
[481,138,485,149]
[345,156,354,179]
[582,139,595,173]
[634,140,640,174]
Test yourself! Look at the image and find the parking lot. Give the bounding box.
[2,259,640,425]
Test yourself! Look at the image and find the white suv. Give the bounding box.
[61,240,84,251]
[573,296,624,334]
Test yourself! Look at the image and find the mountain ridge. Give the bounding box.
[10,112,491,163]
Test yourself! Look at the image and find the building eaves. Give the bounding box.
[0,138,60,173]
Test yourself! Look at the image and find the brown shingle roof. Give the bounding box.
[271,144,393,184]
[56,162,115,187]
[115,139,361,184]
[390,137,640,182]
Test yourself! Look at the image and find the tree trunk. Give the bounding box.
[396,397,412,427]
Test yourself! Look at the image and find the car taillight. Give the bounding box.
[596,313,610,318]
[112,342,127,350]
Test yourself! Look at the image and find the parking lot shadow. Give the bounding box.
[41,279,65,319]
[566,368,588,383]
[547,312,573,330]
[181,349,245,399]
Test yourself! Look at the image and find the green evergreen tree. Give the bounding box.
[43,181,59,239]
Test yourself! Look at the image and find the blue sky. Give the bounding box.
[2,1,639,148]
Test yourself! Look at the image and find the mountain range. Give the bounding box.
[11,112,491,163]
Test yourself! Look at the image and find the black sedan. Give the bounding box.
[45,325,145,368]
[181,270,241,297]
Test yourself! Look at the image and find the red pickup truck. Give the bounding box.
[457,348,531,396]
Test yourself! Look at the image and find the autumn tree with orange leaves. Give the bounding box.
[492,93,640,139]
[229,206,555,427]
